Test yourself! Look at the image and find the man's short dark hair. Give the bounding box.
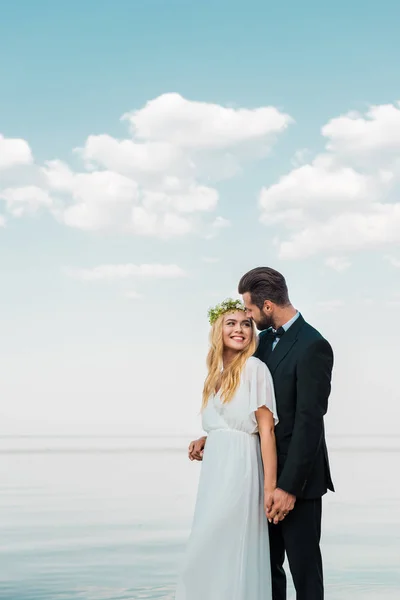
[238,267,290,309]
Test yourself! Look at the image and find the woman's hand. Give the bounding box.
[264,487,275,522]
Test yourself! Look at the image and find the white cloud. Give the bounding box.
[202,257,220,263]
[1,94,291,238]
[363,298,374,306]
[317,299,345,312]
[42,160,208,237]
[42,160,139,232]
[131,206,193,237]
[322,103,400,158]
[386,299,400,307]
[70,94,291,236]
[385,255,400,268]
[41,159,75,190]
[62,172,138,232]
[259,100,400,259]
[122,92,292,150]
[206,216,231,239]
[78,134,188,179]
[212,216,231,230]
[259,161,376,226]
[279,203,400,259]
[0,134,33,170]
[125,290,144,299]
[291,148,311,167]
[325,256,351,272]
[0,186,53,217]
[141,182,218,214]
[0,215,5,227]
[68,263,186,282]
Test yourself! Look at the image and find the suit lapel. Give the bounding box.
[267,315,305,374]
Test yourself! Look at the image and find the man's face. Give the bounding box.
[242,292,273,331]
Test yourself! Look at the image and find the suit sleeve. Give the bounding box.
[253,332,263,359]
[277,338,334,496]
[253,331,269,360]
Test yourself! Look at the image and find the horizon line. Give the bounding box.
[0,433,398,438]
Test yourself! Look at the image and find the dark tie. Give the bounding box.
[267,326,285,339]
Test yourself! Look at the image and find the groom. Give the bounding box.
[189,267,334,600]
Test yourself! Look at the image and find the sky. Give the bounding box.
[1,0,400,436]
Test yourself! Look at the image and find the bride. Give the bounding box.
[175,299,278,600]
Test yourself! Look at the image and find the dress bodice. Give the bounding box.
[201,357,278,435]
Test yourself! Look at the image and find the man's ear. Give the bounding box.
[263,300,273,313]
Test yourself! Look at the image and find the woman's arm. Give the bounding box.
[256,406,277,520]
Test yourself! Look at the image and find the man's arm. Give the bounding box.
[277,338,334,496]
[188,436,207,461]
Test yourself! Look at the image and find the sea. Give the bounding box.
[0,434,399,600]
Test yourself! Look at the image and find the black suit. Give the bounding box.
[254,314,334,600]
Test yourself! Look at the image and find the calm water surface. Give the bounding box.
[0,435,399,599]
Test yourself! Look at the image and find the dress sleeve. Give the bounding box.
[249,359,279,426]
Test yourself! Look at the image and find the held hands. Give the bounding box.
[265,488,296,525]
[190,438,295,523]
[264,488,275,520]
[188,436,206,461]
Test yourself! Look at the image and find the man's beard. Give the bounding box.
[253,312,273,331]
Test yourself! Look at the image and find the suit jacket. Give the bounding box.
[254,314,334,499]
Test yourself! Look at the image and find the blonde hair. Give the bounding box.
[202,312,257,408]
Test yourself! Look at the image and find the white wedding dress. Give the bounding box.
[175,357,278,600]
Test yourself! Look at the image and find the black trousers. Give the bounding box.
[268,498,323,600]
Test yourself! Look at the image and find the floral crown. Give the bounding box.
[207,298,246,325]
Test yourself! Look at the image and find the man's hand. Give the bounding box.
[188,436,206,461]
[266,488,296,524]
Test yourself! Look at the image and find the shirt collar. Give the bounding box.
[281,311,300,332]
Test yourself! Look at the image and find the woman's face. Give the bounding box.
[222,311,253,352]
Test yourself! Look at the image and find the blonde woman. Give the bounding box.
[175,299,278,600]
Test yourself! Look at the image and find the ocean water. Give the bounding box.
[0,435,399,600]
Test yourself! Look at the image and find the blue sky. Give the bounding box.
[1,0,400,436]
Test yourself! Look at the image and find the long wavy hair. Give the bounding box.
[202,312,257,408]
